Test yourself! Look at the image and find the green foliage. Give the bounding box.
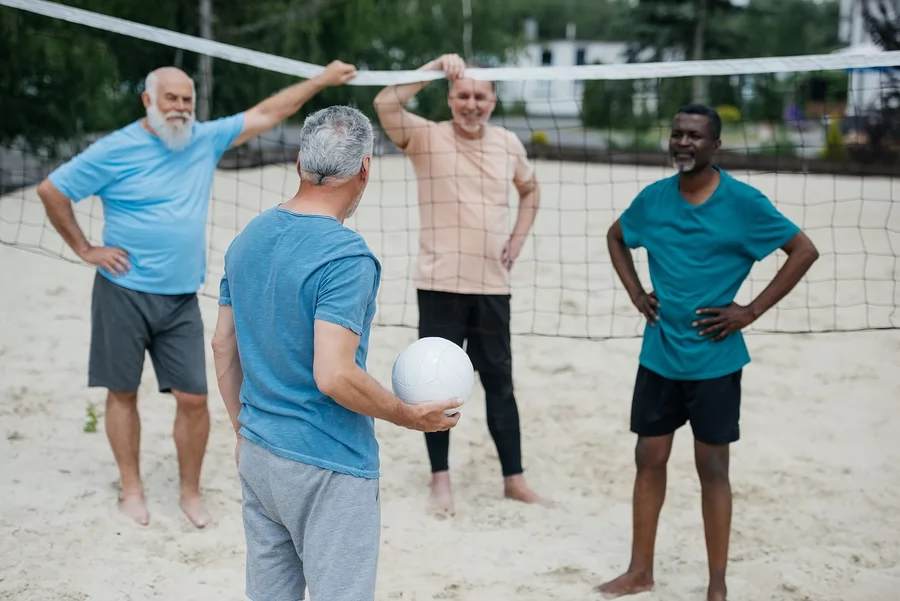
[0,0,533,152]
[582,77,641,130]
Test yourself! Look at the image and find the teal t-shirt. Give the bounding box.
[619,168,800,380]
[219,208,383,479]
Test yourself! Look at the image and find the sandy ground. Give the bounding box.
[1,156,899,601]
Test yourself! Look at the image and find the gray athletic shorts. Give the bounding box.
[89,272,207,395]
[238,438,381,601]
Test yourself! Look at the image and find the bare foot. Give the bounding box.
[180,494,212,529]
[119,493,150,526]
[707,582,727,601]
[594,570,654,599]
[503,475,554,507]
[428,472,455,516]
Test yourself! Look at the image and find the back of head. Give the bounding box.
[298,106,374,186]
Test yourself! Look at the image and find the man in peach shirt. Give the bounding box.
[374,53,544,514]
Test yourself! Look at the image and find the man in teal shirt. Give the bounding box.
[598,104,819,601]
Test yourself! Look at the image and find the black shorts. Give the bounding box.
[416,289,511,375]
[629,364,742,445]
[89,272,207,395]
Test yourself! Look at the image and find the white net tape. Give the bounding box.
[4,0,900,84]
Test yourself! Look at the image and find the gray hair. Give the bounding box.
[298,106,374,185]
[144,69,195,103]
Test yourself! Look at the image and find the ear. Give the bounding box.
[359,156,371,184]
[296,152,302,175]
[141,91,152,109]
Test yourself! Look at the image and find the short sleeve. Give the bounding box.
[204,112,246,156]
[47,137,117,202]
[401,113,436,156]
[314,255,380,335]
[508,132,535,184]
[619,188,649,249]
[218,273,232,306]
[742,190,801,261]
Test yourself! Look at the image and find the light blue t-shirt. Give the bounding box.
[48,113,245,294]
[619,168,800,380]
[219,207,383,479]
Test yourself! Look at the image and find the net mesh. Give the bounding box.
[1,0,899,339]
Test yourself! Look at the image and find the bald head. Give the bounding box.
[142,66,196,151]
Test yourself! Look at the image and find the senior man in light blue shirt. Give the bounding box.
[36,60,357,528]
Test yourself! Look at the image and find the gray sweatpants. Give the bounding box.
[238,438,381,601]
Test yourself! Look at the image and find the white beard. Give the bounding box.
[673,157,696,173]
[146,104,194,151]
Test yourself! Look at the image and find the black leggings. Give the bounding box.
[416,289,523,477]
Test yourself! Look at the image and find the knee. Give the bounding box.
[696,448,730,484]
[635,437,670,471]
[174,391,208,414]
[107,391,137,405]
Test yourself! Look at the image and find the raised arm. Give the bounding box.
[372,53,465,150]
[231,60,358,148]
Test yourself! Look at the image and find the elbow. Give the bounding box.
[807,239,820,262]
[210,333,234,360]
[313,362,352,399]
[36,179,54,205]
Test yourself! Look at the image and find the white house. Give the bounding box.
[497,20,682,118]
[835,0,898,116]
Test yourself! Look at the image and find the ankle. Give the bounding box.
[430,470,451,484]
[120,484,144,499]
[626,563,654,579]
[179,488,202,501]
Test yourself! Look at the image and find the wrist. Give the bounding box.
[747,301,764,321]
[75,243,92,258]
[628,287,646,303]
[394,401,417,429]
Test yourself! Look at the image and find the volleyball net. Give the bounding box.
[1,0,899,339]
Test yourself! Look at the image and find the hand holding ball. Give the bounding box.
[391,337,475,429]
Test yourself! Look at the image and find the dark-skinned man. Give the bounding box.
[598,103,819,601]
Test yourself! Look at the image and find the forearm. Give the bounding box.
[38,184,91,257]
[511,188,539,240]
[373,60,440,110]
[748,246,818,319]
[608,236,645,301]
[251,77,329,123]
[320,367,411,427]
[213,344,244,434]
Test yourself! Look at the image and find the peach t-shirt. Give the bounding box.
[404,120,534,295]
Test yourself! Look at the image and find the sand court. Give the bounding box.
[1,155,899,600]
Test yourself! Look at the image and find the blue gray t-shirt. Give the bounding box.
[48,113,245,294]
[620,168,800,380]
[219,207,383,479]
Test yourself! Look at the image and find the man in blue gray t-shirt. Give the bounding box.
[36,60,357,529]
[211,105,461,601]
[598,104,819,601]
